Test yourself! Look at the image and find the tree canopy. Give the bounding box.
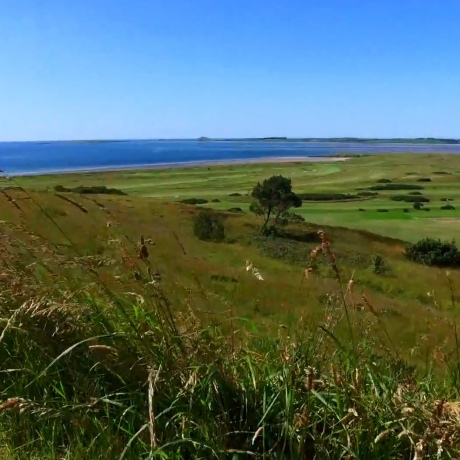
[250,175,302,231]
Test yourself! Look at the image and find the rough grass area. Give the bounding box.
[2,155,460,458]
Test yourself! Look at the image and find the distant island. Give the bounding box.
[196,137,460,144]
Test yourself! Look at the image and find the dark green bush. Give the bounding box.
[405,238,460,267]
[298,193,358,201]
[371,254,391,274]
[377,209,389,212]
[403,208,410,213]
[54,185,127,195]
[368,184,424,191]
[441,198,454,202]
[228,207,244,213]
[193,211,225,241]
[228,192,242,196]
[417,178,431,182]
[179,198,208,205]
[356,191,379,197]
[390,195,430,203]
[408,191,423,195]
[441,204,456,210]
[413,202,423,210]
[376,179,392,183]
[211,198,221,203]
[358,208,365,211]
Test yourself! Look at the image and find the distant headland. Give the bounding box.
[196,137,460,144]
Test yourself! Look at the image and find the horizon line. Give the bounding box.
[1,136,459,144]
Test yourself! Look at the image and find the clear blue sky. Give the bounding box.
[1,0,459,141]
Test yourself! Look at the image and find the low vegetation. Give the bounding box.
[368,183,424,191]
[54,184,126,195]
[390,195,430,203]
[356,191,379,197]
[405,238,460,267]
[298,192,359,201]
[283,211,305,223]
[193,210,225,241]
[178,197,208,205]
[371,253,391,274]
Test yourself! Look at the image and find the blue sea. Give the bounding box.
[1,140,460,175]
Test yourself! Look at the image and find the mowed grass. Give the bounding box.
[10,153,460,242]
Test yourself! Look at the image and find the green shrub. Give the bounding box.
[441,204,456,210]
[228,207,244,213]
[408,191,423,195]
[371,254,391,274]
[403,208,410,213]
[54,185,127,195]
[377,209,389,212]
[193,211,225,241]
[228,192,242,196]
[441,198,454,202]
[390,195,430,203]
[376,178,392,183]
[413,202,423,210]
[417,177,431,182]
[368,184,424,191]
[358,208,365,211]
[356,191,379,197]
[211,198,220,203]
[179,198,208,205]
[405,238,460,267]
[298,192,358,201]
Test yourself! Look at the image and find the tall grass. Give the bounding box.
[0,186,459,459]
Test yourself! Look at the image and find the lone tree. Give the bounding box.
[250,175,302,231]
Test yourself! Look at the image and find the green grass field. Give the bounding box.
[2,154,460,458]
[13,153,460,242]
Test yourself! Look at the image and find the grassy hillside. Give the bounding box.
[1,155,460,458]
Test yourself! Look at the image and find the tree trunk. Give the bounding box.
[260,208,272,231]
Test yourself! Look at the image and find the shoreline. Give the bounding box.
[7,156,350,177]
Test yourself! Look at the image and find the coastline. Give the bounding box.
[7,156,350,177]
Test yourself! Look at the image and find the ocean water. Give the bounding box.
[1,140,460,175]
